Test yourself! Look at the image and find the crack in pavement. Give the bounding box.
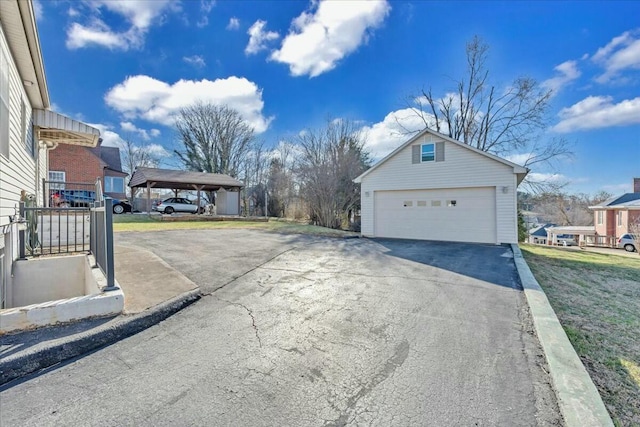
[216,298,262,348]
[325,339,411,427]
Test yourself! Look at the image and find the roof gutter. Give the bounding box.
[17,0,49,108]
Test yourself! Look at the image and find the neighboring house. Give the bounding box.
[590,178,640,239]
[1,1,99,304]
[49,139,127,200]
[354,128,528,244]
[528,223,556,245]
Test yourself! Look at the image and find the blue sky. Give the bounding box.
[33,0,640,195]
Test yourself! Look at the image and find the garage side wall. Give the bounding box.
[360,137,518,243]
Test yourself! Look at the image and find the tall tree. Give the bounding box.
[174,103,255,178]
[406,36,571,191]
[295,119,370,229]
[121,139,162,198]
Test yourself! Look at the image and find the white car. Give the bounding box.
[153,197,202,214]
[617,234,637,252]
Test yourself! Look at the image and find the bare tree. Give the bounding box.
[406,36,571,191]
[121,139,163,198]
[294,119,370,229]
[174,103,255,178]
[531,191,612,226]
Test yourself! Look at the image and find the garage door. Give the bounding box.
[374,187,496,243]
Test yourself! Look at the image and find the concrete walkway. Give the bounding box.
[115,245,198,314]
[0,244,199,385]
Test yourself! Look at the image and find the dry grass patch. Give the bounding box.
[113,215,358,238]
[521,244,640,426]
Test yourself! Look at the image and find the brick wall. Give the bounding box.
[49,144,103,184]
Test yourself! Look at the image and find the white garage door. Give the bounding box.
[374,187,496,243]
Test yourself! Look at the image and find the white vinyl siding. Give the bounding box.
[360,135,519,244]
[0,23,38,227]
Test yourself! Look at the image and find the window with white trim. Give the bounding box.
[0,39,9,158]
[104,176,125,194]
[617,211,622,226]
[597,211,603,225]
[421,143,435,162]
[48,171,66,189]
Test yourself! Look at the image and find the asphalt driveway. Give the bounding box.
[0,230,561,426]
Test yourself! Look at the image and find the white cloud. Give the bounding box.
[33,0,43,21]
[68,7,80,18]
[197,0,216,28]
[66,0,178,50]
[183,54,206,68]
[527,172,567,184]
[104,75,273,133]
[505,153,533,166]
[245,20,279,55]
[120,121,161,140]
[88,123,126,148]
[542,60,581,95]
[359,108,427,160]
[592,29,640,83]
[227,17,240,30]
[552,95,640,133]
[270,0,390,77]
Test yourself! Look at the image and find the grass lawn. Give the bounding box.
[520,244,640,426]
[113,214,358,238]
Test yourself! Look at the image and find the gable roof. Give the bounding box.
[589,193,640,210]
[353,128,529,184]
[129,167,244,191]
[529,223,556,237]
[98,146,123,172]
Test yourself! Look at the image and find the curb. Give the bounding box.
[511,244,613,427]
[0,288,201,387]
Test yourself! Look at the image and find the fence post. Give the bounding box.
[19,202,25,259]
[103,198,118,291]
[42,178,46,207]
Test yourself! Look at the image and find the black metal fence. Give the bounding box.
[19,203,91,257]
[89,198,117,290]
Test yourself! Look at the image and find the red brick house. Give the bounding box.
[590,178,640,239]
[48,139,127,199]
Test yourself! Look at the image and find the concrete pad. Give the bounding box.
[115,245,198,314]
[511,244,613,427]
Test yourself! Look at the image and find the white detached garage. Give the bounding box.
[354,129,528,244]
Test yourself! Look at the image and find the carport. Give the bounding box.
[128,167,244,214]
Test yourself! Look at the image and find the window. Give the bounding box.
[21,99,34,156]
[0,41,9,158]
[421,143,435,162]
[48,171,66,189]
[617,211,622,227]
[403,201,413,207]
[104,176,125,194]
[417,200,427,207]
[597,211,603,225]
[447,200,457,207]
[431,200,441,207]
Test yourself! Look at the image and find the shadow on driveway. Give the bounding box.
[371,238,522,290]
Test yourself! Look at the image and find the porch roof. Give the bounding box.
[34,109,100,147]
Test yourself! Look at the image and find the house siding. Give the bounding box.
[0,22,38,228]
[360,135,519,244]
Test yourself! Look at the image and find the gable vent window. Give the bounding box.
[412,140,445,164]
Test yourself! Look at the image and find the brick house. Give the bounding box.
[48,139,127,199]
[590,178,640,239]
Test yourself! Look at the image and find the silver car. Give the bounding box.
[153,197,202,214]
[617,234,637,252]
